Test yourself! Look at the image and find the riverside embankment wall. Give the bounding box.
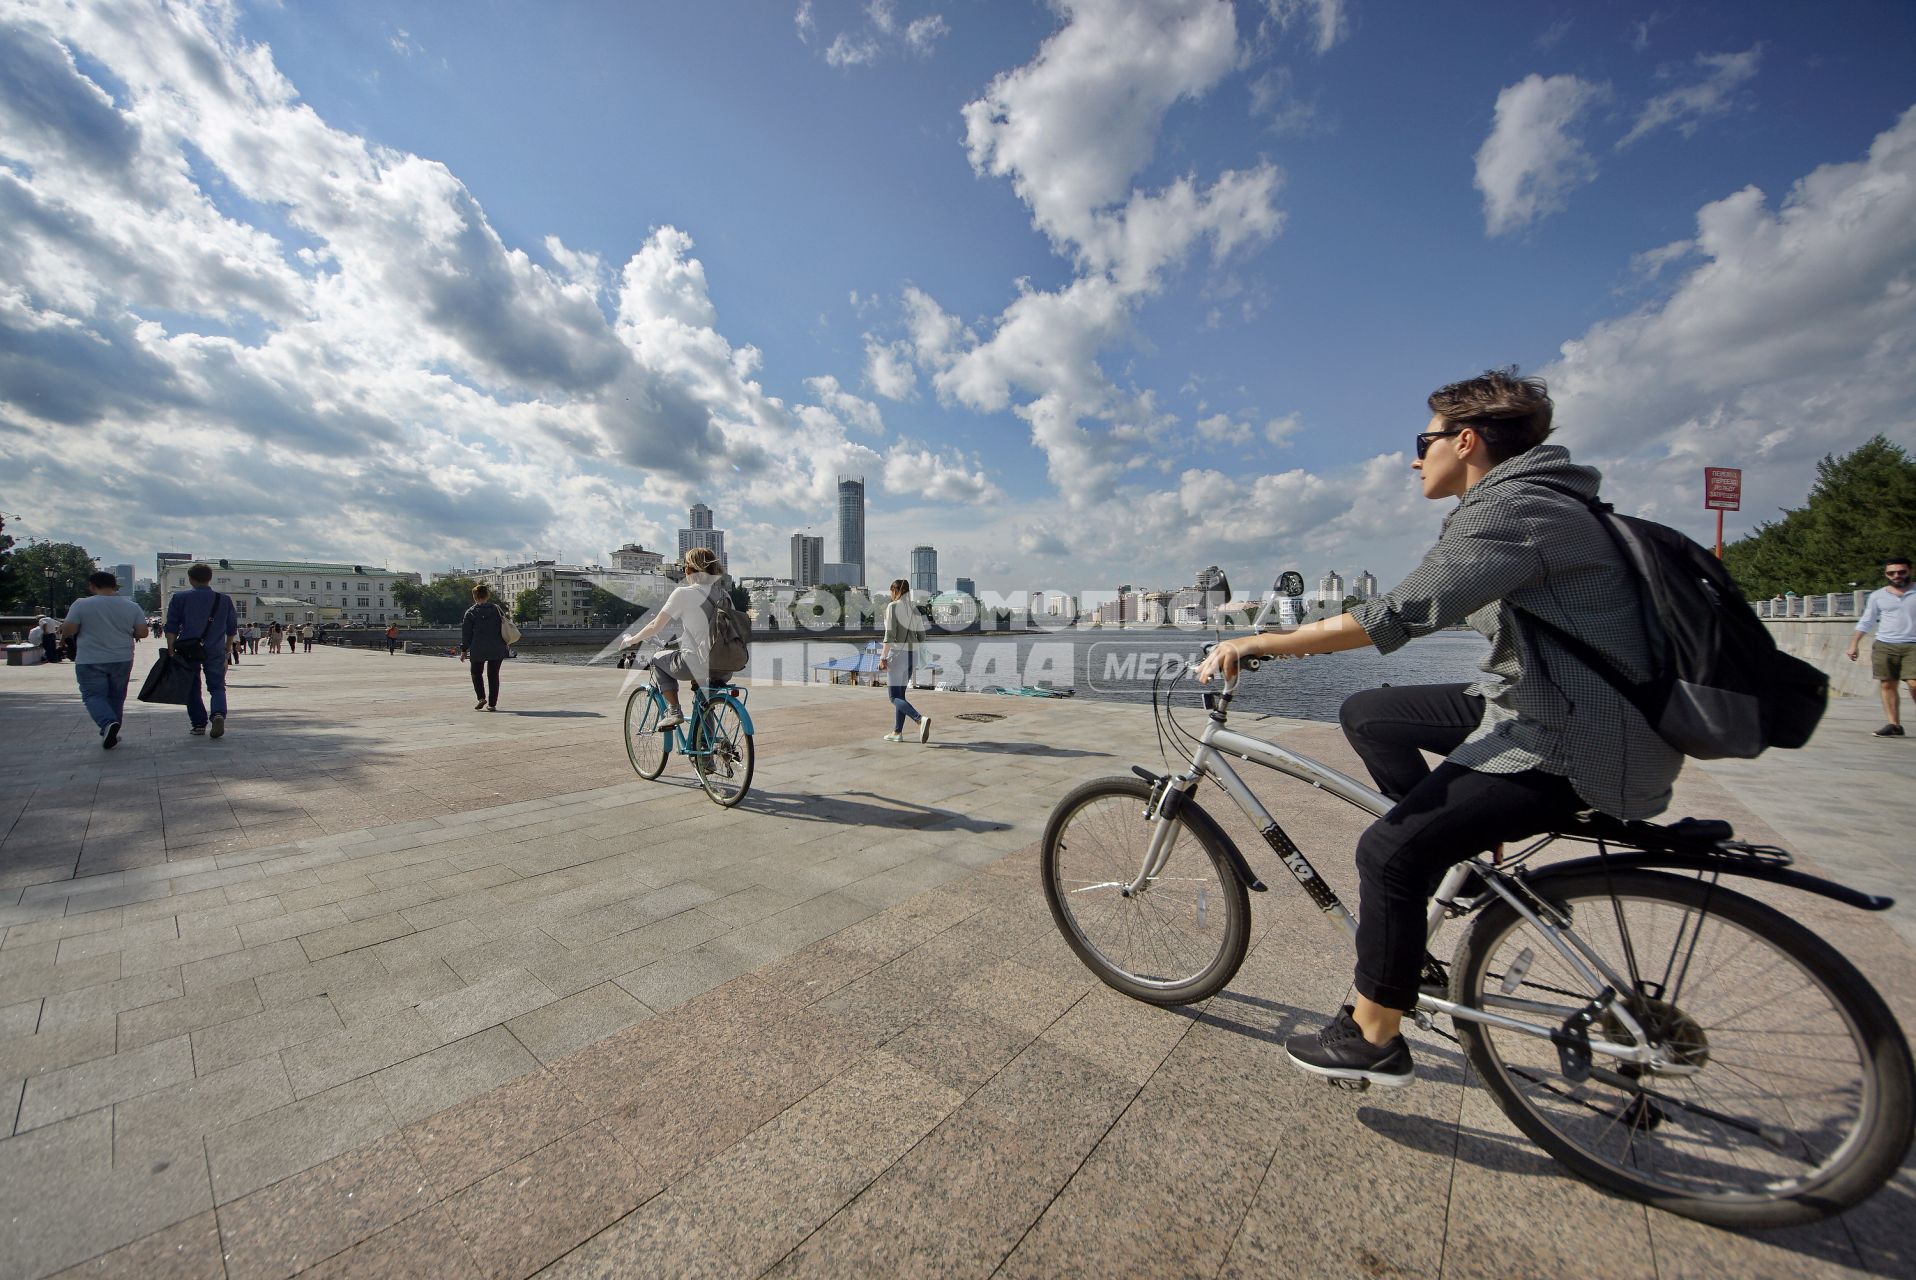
[1763,618,1880,698]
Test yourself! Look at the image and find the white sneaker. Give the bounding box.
[918,717,932,744]
[658,711,684,730]
[882,733,903,742]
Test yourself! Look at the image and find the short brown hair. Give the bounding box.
[684,547,723,576]
[1427,367,1553,462]
[889,578,911,598]
[472,582,491,601]
[187,563,212,585]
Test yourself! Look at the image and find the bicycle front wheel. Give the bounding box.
[690,697,754,806]
[1041,775,1251,1006]
[1452,868,1915,1228]
[623,686,668,780]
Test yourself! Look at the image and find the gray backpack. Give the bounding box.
[700,586,752,674]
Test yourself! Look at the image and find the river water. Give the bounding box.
[511,630,1492,723]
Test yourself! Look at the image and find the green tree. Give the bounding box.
[1723,436,1916,598]
[729,584,750,612]
[583,583,649,627]
[7,540,96,615]
[513,585,549,623]
[393,577,478,625]
[134,582,160,612]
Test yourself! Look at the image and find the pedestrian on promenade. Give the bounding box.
[163,562,239,738]
[247,622,260,654]
[33,613,62,664]
[879,578,931,743]
[385,621,400,655]
[227,621,244,665]
[1846,555,1916,737]
[60,570,149,749]
[460,583,509,710]
[618,546,735,729]
[301,621,315,652]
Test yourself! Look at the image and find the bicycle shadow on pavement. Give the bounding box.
[501,710,606,718]
[941,740,1111,758]
[743,788,1014,834]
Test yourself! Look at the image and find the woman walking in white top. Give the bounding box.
[879,579,930,743]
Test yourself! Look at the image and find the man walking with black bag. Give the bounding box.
[163,562,239,738]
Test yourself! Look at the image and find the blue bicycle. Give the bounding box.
[622,646,756,806]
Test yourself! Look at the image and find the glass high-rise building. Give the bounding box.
[836,476,865,587]
[954,576,976,598]
[677,502,726,563]
[790,534,824,588]
[910,546,937,595]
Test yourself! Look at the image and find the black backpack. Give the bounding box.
[700,585,752,674]
[1518,491,1828,760]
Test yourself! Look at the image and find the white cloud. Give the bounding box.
[804,373,886,434]
[1263,412,1301,446]
[1617,46,1761,149]
[867,0,896,35]
[883,441,1002,503]
[905,14,949,55]
[1474,73,1610,236]
[1195,412,1250,444]
[1261,0,1349,55]
[1545,105,1916,536]
[825,33,881,67]
[1249,66,1323,134]
[863,335,918,399]
[794,0,815,42]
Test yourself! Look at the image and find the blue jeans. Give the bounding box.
[889,651,922,733]
[75,661,133,732]
[184,651,229,728]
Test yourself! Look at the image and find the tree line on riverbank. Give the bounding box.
[1722,436,1916,599]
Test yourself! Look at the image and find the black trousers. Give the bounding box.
[1338,684,1583,1010]
[470,658,501,706]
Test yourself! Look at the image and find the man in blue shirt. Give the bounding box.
[60,571,150,749]
[163,562,240,738]
[1848,555,1916,737]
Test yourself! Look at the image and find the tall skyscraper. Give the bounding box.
[954,576,976,598]
[910,546,937,595]
[677,502,726,563]
[1317,569,1345,602]
[836,476,865,587]
[1354,569,1378,600]
[108,563,135,589]
[790,534,824,588]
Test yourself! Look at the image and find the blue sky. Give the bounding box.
[2,0,1912,598]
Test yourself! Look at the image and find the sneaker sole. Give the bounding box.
[1285,1052,1415,1089]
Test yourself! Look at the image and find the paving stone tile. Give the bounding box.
[18,1035,195,1131]
[0,1016,118,1081]
[440,1121,657,1280]
[365,918,486,973]
[176,939,308,994]
[0,952,122,1007]
[611,946,753,1013]
[280,1009,446,1099]
[400,1066,592,1195]
[1,907,125,951]
[113,1055,294,1160]
[415,967,554,1042]
[331,960,468,1026]
[44,1209,223,1279]
[372,1025,541,1128]
[253,950,387,1006]
[189,997,342,1076]
[3,1075,22,1137]
[51,918,182,965]
[203,1076,398,1205]
[114,979,263,1052]
[275,875,377,914]
[216,1131,436,1280]
[299,1205,483,1280]
[119,924,242,978]
[0,1109,212,1280]
[235,904,350,948]
[295,912,417,963]
[503,980,651,1065]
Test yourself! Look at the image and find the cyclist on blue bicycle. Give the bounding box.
[1197,368,1681,1088]
[619,546,736,730]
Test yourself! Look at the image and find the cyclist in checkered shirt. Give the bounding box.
[1199,368,1681,1088]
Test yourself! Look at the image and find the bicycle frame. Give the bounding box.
[634,663,756,758]
[1137,682,1658,1064]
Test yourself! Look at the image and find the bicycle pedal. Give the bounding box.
[1328,1077,1370,1093]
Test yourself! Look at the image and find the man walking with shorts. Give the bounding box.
[61,571,149,748]
[1848,556,1916,737]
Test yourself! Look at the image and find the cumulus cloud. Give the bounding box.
[0,0,991,580]
[1474,73,1610,236]
[883,441,1002,503]
[1546,104,1916,534]
[811,1,946,69]
[905,14,950,54]
[1617,46,1760,149]
[863,335,918,399]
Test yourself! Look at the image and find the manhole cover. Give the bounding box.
[956,712,1006,723]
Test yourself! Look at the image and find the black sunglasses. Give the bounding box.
[1415,429,1464,460]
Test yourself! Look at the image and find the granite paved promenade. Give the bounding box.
[1,645,1912,1279]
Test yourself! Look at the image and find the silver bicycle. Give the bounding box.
[1040,574,1914,1228]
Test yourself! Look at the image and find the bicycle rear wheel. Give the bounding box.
[623,686,668,780]
[690,696,754,806]
[1452,868,1914,1228]
[1041,775,1251,1006]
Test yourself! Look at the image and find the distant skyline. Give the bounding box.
[2,1,1913,598]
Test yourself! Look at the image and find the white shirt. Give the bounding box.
[1857,586,1916,645]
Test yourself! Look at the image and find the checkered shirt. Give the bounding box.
[1348,444,1683,820]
